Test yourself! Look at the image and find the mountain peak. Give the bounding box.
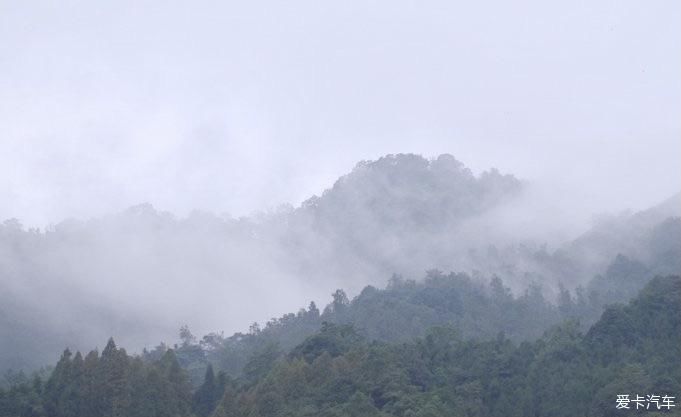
[302,154,522,228]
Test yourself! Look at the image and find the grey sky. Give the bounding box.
[2,0,680,227]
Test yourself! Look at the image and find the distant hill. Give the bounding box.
[297,153,522,231]
[205,275,681,417]
[278,153,524,289]
[565,191,681,277]
[1,154,679,376]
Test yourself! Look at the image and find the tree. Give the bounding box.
[308,301,320,319]
[248,322,261,336]
[80,350,100,417]
[242,344,281,387]
[98,338,130,417]
[179,325,196,347]
[160,350,192,416]
[44,348,73,416]
[193,364,222,417]
[342,391,381,417]
[330,289,350,316]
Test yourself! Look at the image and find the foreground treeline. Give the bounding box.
[170,250,674,384]
[2,275,679,417]
[0,339,196,417]
[212,276,681,417]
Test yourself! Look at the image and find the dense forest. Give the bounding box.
[167,245,680,386]
[4,0,681,413]
[2,155,680,416]
[2,155,680,373]
[2,275,679,416]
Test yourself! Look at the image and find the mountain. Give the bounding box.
[565,191,681,277]
[3,273,678,417]
[277,153,524,289]
[1,154,679,376]
[0,154,525,372]
[204,275,681,417]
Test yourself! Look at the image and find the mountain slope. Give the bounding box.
[565,191,681,275]
[276,153,524,289]
[210,275,681,417]
[1,155,678,376]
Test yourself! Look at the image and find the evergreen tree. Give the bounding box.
[192,364,220,417]
[80,349,100,417]
[43,348,73,416]
[308,301,320,319]
[98,338,130,417]
[159,350,192,416]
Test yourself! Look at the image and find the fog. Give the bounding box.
[2,0,680,227]
[1,0,680,370]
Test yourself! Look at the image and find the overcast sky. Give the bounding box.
[2,0,680,228]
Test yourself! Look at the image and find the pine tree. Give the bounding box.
[159,349,192,416]
[80,349,100,417]
[307,301,320,319]
[61,351,84,417]
[98,338,130,417]
[44,348,73,416]
[193,364,218,417]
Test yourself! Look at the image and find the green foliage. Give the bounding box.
[0,339,192,417]
[290,323,364,363]
[2,269,678,417]
[197,260,649,383]
[192,364,228,417]
[208,276,681,417]
[241,343,282,388]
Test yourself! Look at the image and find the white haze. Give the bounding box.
[1,0,680,228]
[0,0,680,365]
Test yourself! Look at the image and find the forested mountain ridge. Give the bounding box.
[565,191,681,277]
[2,275,678,417]
[0,154,524,372]
[1,154,679,376]
[209,275,681,417]
[298,153,523,229]
[251,153,530,291]
[166,233,679,385]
